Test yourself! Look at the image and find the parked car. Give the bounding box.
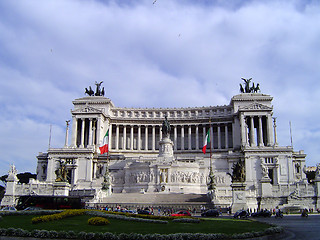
[171,210,191,217]
[201,209,220,217]
[23,206,43,211]
[125,210,137,214]
[0,207,17,211]
[137,209,152,215]
[233,210,249,219]
[251,210,272,217]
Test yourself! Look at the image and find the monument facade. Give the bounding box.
[2,80,319,211]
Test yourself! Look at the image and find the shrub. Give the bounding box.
[32,209,86,224]
[86,211,168,224]
[88,217,110,226]
[103,232,117,240]
[66,230,77,239]
[48,230,59,238]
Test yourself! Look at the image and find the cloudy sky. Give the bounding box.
[0,0,319,177]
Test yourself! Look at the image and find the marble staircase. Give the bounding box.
[96,193,213,210]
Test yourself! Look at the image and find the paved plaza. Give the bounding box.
[255,214,320,240]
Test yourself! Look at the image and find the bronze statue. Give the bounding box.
[55,160,68,182]
[207,172,216,191]
[240,84,245,93]
[95,81,104,96]
[239,78,260,94]
[253,83,260,93]
[85,82,105,96]
[161,116,171,137]
[229,159,245,183]
[85,86,94,96]
[241,77,252,93]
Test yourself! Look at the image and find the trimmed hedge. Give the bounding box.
[86,210,168,224]
[105,210,199,221]
[32,209,86,224]
[88,217,110,226]
[0,226,284,239]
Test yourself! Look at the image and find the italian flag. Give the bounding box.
[202,129,210,154]
[99,129,109,155]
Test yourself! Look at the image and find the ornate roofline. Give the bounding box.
[231,93,273,102]
[238,102,273,112]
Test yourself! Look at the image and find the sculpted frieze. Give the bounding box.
[170,171,204,184]
[73,105,102,114]
[127,171,150,183]
[239,102,272,112]
[111,174,124,184]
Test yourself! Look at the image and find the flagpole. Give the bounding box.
[208,118,215,192]
[209,118,212,172]
[48,124,52,149]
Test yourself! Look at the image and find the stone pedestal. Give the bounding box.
[53,182,70,196]
[260,177,272,197]
[1,165,19,207]
[231,182,247,213]
[158,137,174,158]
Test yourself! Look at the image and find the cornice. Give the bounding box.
[238,102,273,112]
[73,96,114,107]
[48,148,95,155]
[241,146,293,155]
[231,93,273,102]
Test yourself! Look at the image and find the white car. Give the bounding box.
[0,207,17,211]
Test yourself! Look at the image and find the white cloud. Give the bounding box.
[0,0,320,176]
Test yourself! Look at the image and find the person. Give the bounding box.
[275,208,283,218]
[301,208,308,217]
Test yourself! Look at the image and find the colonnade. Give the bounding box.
[109,123,233,152]
[240,114,274,147]
[70,117,101,148]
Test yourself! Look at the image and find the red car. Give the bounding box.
[171,210,192,217]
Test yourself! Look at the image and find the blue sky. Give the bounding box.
[0,0,319,176]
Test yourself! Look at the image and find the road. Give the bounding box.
[254,214,320,240]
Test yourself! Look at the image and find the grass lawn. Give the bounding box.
[0,214,271,235]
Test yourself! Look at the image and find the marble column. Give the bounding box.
[159,125,162,141]
[138,125,141,150]
[92,120,96,146]
[145,125,148,150]
[250,116,255,146]
[123,125,127,150]
[267,114,273,146]
[88,118,93,146]
[225,124,229,149]
[196,125,199,150]
[174,125,177,151]
[240,114,247,146]
[80,118,85,148]
[258,116,264,147]
[273,117,278,146]
[116,124,119,150]
[188,125,192,150]
[64,120,70,148]
[130,125,134,150]
[217,124,221,149]
[181,125,184,150]
[71,116,77,148]
[152,125,155,151]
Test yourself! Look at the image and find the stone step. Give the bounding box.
[100,193,210,205]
